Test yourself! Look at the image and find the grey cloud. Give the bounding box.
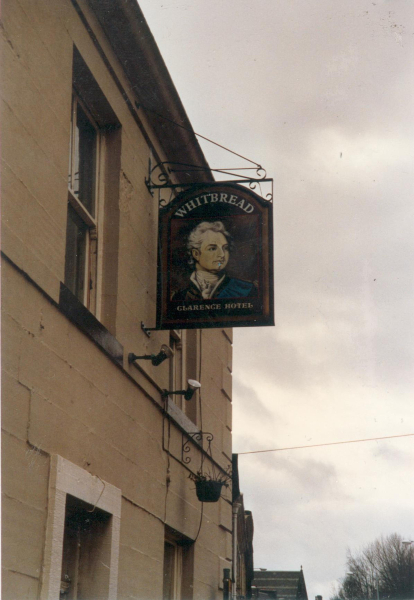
[372,442,414,465]
[239,455,414,595]
[234,329,314,390]
[233,378,278,421]
[241,452,341,503]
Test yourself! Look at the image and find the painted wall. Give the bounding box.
[1,0,233,598]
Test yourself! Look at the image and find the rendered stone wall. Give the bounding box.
[1,0,233,598]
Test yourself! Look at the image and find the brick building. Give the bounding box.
[1,1,235,598]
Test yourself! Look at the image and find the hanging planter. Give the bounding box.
[190,469,232,503]
[195,479,225,503]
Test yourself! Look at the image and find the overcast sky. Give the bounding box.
[138,1,414,595]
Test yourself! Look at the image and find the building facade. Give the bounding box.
[1,1,235,598]
[252,570,309,600]
[233,499,254,600]
[231,455,254,600]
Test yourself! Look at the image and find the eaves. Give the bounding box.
[87,0,213,186]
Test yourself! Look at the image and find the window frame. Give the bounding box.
[40,455,121,600]
[163,538,183,600]
[167,329,201,425]
[65,91,105,316]
[169,329,185,410]
[60,494,112,599]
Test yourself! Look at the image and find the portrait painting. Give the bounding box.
[170,216,259,302]
[157,183,274,329]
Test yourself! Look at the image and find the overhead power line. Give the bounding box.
[237,433,414,455]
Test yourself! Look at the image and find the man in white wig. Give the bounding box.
[172,221,255,301]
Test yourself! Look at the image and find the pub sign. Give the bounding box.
[157,183,274,330]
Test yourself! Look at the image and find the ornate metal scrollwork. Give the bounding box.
[145,160,273,206]
[145,161,171,192]
[182,431,214,465]
[139,102,273,203]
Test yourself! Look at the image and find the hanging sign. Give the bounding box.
[157,183,274,330]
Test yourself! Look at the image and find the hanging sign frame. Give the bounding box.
[157,182,274,330]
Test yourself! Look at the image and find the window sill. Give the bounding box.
[59,283,123,366]
[166,399,200,438]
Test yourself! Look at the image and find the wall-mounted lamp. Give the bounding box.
[128,344,173,366]
[162,379,201,401]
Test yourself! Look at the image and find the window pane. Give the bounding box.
[61,494,111,600]
[73,103,97,216]
[65,204,88,302]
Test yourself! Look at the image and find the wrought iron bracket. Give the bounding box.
[145,160,273,207]
[141,321,169,337]
[138,102,273,204]
[182,431,214,465]
[141,321,154,337]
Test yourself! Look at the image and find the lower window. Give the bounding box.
[41,456,121,600]
[163,539,182,600]
[60,495,112,599]
[163,529,194,600]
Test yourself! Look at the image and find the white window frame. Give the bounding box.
[66,93,105,316]
[40,455,121,600]
[163,538,183,600]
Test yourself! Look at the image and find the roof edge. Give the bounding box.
[86,0,213,184]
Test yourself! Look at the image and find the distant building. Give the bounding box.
[233,501,254,599]
[252,569,309,600]
[232,456,255,599]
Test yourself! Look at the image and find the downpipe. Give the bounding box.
[232,503,240,600]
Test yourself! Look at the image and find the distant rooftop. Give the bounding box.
[252,570,308,600]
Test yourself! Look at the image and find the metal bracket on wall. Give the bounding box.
[138,101,273,205]
[141,321,155,337]
[182,431,214,465]
[145,160,273,208]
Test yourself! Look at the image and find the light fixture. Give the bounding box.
[128,344,173,366]
[162,379,201,401]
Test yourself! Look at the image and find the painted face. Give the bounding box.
[192,230,229,273]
